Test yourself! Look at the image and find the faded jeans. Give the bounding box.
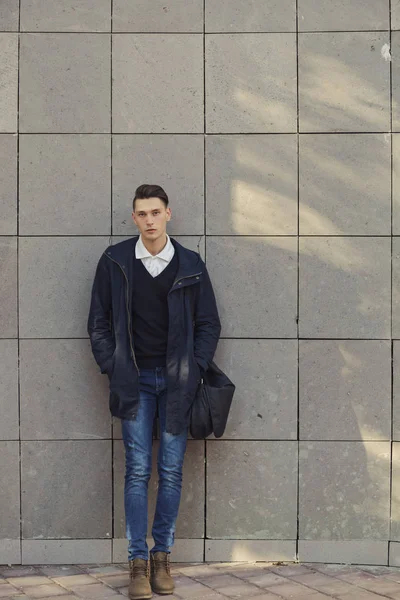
[121,367,188,561]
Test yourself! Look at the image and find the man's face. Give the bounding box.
[132,197,171,242]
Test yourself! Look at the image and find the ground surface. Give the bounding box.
[2,562,400,599]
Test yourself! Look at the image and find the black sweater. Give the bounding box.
[132,252,179,369]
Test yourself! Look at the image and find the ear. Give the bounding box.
[132,211,137,225]
[166,207,172,221]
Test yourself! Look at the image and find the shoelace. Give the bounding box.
[130,561,149,577]
[152,554,170,575]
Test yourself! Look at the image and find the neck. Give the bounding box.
[141,233,168,256]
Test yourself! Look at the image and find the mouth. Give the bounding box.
[146,229,156,233]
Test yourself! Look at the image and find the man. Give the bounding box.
[87,184,221,599]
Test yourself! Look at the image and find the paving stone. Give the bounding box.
[51,576,98,587]
[303,563,355,574]
[264,581,320,597]
[306,581,356,595]
[65,583,119,598]
[83,567,128,575]
[246,572,290,587]
[0,585,24,597]
[246,595,290,600]
[94,574,129,588]
[337,592,387,600]
[223,563,268,571]
[294,595,332,600]
[357,579,400,594]
[335,571,379,583]
[0,569,39,578]
[288,572,338,587]
[383,572,400,582]
[39,568,84,578]
[176,596,226,600]
[179,565,221,577]
[361,565,398,575]
[195,574,242,589]
[157,597,194,600]
[16,586,70,598]
[212,563,247,570]
[37,596,78,600]
[4,562,400,600]
[219,563,274,572]
[174,581,219,598]
[213,583,266,598]
[271,565,312,577]
[7,578,51,587]
[169,575,195,587]
[227,567,279,580]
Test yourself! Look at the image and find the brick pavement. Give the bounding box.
[2,561,400,599]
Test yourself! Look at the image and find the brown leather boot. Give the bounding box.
[150,551,174,595]
[128,558,152,600]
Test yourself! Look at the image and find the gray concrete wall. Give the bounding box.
[0,0,398,566]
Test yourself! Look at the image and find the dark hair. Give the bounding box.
[132,184,169,211]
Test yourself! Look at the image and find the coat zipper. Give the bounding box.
[104,253,140,375]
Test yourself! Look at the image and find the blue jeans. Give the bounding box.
[121,367,188,561]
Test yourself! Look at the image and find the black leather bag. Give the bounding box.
[189,361,235,439]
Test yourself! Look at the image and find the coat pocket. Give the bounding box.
[104,350,116,380]
[192,355,202,385]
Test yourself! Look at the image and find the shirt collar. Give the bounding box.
[135,234,174,262]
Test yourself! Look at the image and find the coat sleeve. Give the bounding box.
[193,262,221,373]
[87,251,115,375]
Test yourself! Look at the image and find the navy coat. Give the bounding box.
[87,236,221,434]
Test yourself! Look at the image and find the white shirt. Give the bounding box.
[135,234,175,278]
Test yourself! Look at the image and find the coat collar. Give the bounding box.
[104,235,203,281]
